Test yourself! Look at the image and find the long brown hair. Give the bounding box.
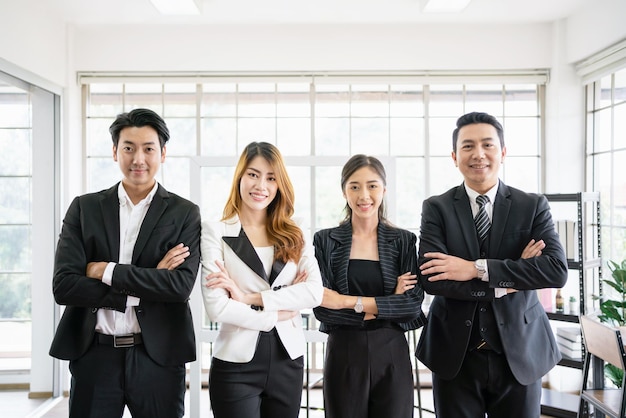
[223,142,304,263]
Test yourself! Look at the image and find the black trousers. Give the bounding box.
[68,338,186,418]
[432,349,541,418]
[323,325,414,418]
[209,329,304,418]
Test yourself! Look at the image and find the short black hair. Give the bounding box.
[109,108,170,149]
[452,112,504,151]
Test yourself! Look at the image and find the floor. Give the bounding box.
[0,385,559,418]
[1,386,437,418]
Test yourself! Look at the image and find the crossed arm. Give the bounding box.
[85,243,191,279]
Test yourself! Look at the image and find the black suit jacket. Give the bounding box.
[416,182,568,385]
[313,221,426,333]
[49,183,201,366]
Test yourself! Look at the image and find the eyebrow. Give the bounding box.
[460,137,496,143]
[247,167,274,176]
[348,179,381,184]
[120,139,158,146]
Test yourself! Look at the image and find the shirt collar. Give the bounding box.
[117,181,158,207]
[465,180,499,205]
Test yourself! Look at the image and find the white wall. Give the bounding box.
[0,0,67,87]
[565,0,626,63]
[72,23,553,71]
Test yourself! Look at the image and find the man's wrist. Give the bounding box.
[474,259,488,281]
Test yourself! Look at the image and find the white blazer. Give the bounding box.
[200,215,324,362]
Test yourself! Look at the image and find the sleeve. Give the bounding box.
[111,201,201,303]
[486,195,568,290]
[261,242,324,311]
[52,196,127,311]
[418,198,497,302]
[374,231,426,324]
[200,220,278,332]
[312,230,365,328]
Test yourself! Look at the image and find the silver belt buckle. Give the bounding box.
[114,334,135,348]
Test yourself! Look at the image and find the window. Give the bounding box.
[82,73,546,405]
[0,69,60,390]
[83,75,545,236]
[0,79,32,361]
[585,67,626,263]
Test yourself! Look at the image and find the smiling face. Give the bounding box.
[113,125,165,197]
[343,166,386,222]
[452,122,506,194]
[239,155,278,215]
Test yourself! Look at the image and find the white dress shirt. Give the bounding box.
[95,181,158,335]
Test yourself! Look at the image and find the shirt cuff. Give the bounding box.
[494,288,507,298]
[127,296,140,306]
[480,261,489,282]
[102,262,116,286]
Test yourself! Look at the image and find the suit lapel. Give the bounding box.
[329,223,352,295]
[268,259,286,285]
[132,185,168,264]
[99,184,121,262]
[223,228,271,283]
[490,182,511,257]
[378,223,400,296]
[453,184,481,257]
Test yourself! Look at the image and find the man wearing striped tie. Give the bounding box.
[415,112,568,418]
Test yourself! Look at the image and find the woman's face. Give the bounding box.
[239,155,279,213]
[343,166,386,222]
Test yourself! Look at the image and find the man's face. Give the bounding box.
[113,126,165,192]
[452,122,506,194]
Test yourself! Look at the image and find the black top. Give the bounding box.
[348,259,384,297]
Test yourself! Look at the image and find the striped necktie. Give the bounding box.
[475,195,491,242]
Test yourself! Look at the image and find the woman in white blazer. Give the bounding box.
[201,142,324,418]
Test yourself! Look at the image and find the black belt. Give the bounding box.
[335,320,402,332]
[96,333,143,348]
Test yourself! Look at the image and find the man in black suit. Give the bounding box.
[49,108,201,418]
[416,112,568,417]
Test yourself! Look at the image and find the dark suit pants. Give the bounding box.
[209,328,304,418]
[324,325,414,418]
[432,349,541,418]
[68,338,186,418]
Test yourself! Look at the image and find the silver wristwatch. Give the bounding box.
[354,296,364,313]
[475,259,487,281]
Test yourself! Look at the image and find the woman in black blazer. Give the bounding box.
[313,154,427,418]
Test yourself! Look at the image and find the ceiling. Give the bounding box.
[53,0,592,25]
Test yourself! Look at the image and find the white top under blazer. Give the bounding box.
[200,215,324,363]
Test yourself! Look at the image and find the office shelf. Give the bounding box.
[541,193,602,417]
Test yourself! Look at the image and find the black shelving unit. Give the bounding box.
[540,193,602,418]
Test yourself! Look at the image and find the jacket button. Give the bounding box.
[465,320,472,327]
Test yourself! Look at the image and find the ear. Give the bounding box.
[112,145,118,162]
[161,145,167,163]
[501,146,507,163]
[451,151,458,167]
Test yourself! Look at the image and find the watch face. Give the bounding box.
[354,297,363,313]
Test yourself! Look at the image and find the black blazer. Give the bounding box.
[313,221,426,333]
[49,183,201,366]
[416,182,568,385]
